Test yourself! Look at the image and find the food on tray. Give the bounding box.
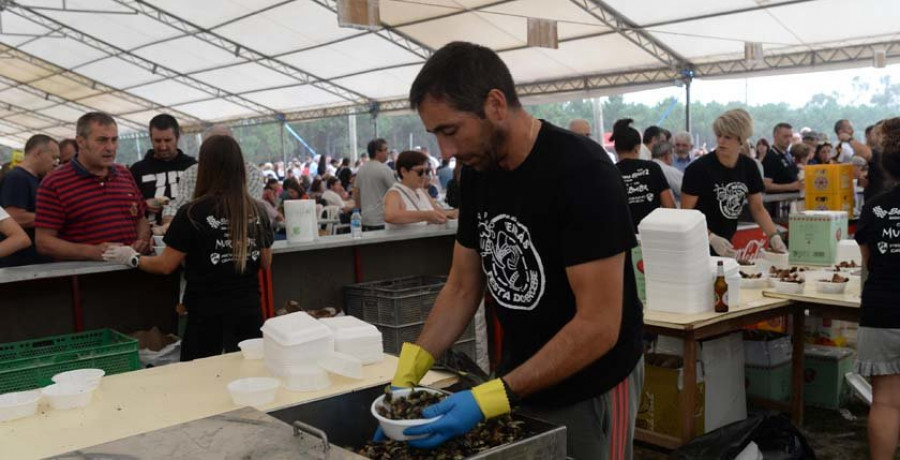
[820,273,849,283]
[358,414,527,459]
[769,266,807,279]
[377,389,445,420]
[740,271,763,279]
[835,260,859,269]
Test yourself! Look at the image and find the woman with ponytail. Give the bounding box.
[104,135,274,361]
[854,118,900,460]
[611,118,675,229]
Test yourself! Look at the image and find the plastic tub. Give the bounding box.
[152,235,164,246]
[371,387,443,441]
[153,246,165,256]
[238,339,264,360]
[773,279,805,294]
[41,382,95,410]
[816,279,849,294]
[318,352,363,379]
[227,377,280,408]
[283,365,330,392]
[740,275,768,289]
[51,368,105,389]
[0,390,41,422]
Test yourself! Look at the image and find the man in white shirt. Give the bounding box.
[322,176,353,212]
[650,141,683,205]
[640,126,663,161]
[833,119,872,164]
[353,138,396,230]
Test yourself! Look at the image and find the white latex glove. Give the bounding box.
[103,245,139,267]
[769,234,788,253]
[709,233,737,257]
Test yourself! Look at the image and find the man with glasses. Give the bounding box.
[353,138,396,231]
[0,134,59,266]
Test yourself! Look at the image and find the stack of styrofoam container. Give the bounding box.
[638,209,713,314]
[319,316,384,365]
[710,257,741,307]
[261,312,334,377]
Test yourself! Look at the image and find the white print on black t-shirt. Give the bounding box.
[871,206,900,254]
[714,182,749,219]
[622,168,654,204]
[477,213,546,310]
[205,215,262,265]
[141,171,183,198]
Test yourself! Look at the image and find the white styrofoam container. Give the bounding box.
[645,278,714,314]
[638,208,708,234]
[51,369,105,389]
[262,312,335,376]
[640,231,710,253]
[744,334,792,367]
[318,351,363,379]
[262,312,333,347]
[318,316,384,364]
[283,365,331,392]
[0,390,41,422]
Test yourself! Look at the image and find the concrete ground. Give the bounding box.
[634,401,883,459]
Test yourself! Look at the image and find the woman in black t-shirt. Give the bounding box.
[681,109,785,257]
[854,117,900,460]
[104,135,274,361]
[611,119,675,229]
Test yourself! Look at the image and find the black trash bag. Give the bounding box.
[672,412,816,460]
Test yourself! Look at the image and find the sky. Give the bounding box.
[621,62,900,108]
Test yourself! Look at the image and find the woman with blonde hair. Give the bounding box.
[104,135,274,361]
[681,109,785,256]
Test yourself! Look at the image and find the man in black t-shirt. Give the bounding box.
[762,122,802,193]
[386,42,644,459]
[129,114,196,224]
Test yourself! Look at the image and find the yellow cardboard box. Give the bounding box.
[637,353,705,438]
[804,164,854,194]
[805,192,854,214]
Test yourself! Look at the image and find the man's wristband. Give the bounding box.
[129,253,141,268]
[501,377,521,406]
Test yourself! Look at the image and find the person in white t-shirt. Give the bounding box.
[0,205,31,259]
[383,150,457,230]
[833,119,872,164]
[322,176,354,212]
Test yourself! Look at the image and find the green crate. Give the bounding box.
[746,362,792,403]
[0,329,141,393]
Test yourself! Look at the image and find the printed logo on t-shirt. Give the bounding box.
[871,205,900,254]
[714,182,749,219]
[141,171,183,198]
[622,168,655,205]
[477,213,546,310]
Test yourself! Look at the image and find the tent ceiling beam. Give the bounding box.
[7,3,279,117]
[117,0,369,104]
[570,0,689,69]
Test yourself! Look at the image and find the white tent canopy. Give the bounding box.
[0,0,897,147]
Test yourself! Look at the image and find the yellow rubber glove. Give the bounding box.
[471,378,513,419]
[390,342,435,388]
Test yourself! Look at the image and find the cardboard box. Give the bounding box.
[788,211,849,265]
[743,330,792,367]
[804,315,850,347]
[805,164,854,194]
[746,362,792,403]
[804,345,855,409]
[805,191,854,214]
[637,353,706,438]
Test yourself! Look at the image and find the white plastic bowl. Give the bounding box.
[283,365,330,392]
[371,387,444,441]
[0,390,41,422]
[152,235,164,246]
[152,246,165,256]
[227,377,280,408]
[238,338,265,360]
[737,262,760,275]
[318,351,362,379]
[740,275,768,289]
[773,279,805,294]
[816,279,849,294]
[41,382,95,410]
[52,368,105,388]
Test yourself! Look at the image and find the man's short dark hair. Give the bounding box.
[149,114,180,139]
[409,41,520,116]
[326,176,340,189]
[651,141,674,160]
[76,112,116,138]
[643,126,662,145]
[367,138,387,157]
[802,131,818,141]
[834,119,849,135]
[58,138,78,153]
[865,125,875,136]
[773,122,792,135]
[24,134,57,155]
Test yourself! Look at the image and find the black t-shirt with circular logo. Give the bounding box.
[681,151,765,240]
[457,121,644,408]
[616,158,671,228]
[855,186,900,328]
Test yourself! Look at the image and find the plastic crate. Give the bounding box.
[377,321,476,356]
[344,276,446,326]
[0,329,141,393]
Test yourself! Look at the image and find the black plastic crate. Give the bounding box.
[344,276,446,326]
[376,320,475,356]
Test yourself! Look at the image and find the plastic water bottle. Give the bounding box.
[351,209,362,239]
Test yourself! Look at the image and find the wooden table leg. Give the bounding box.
[791,307,805,426]
[681,331,698,443]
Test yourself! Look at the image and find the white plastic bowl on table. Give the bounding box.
[261,312,334,376]
[238,338,264,360]
[41,382,96,410]
[227,377,280,408]
[52,368,105,388]
[816,279,849,294]
[737,262,760,275]
[773,279,805,294]
[371,387,444,441]
[318,351,363,379]
[0,390,41,422]
[283,365,331,392]
[740,275,769,289]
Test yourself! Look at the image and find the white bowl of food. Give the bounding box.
[773,277,805,294]
[816,273,850,294]
[238,338,264,360]
[0,390,41,422]
[227,377,280,408]
[834,261,862,276]
[371,387,444,441]
[41,382,96,410]
[52,368,105,389]
[737,259,760,275]
[740,271,768,289]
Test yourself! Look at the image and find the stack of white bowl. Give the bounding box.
[261,312,334,377]
[638,209,713,314]
[319,316,384,365]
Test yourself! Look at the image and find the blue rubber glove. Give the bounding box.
[403,390,484,449]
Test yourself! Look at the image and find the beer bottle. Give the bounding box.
[714,260,729,313]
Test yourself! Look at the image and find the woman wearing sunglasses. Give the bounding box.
[384,150,457,230]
